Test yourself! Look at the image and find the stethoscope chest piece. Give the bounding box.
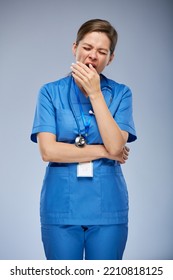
[75,135,86,148]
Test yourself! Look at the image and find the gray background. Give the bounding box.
[0,0,172,259]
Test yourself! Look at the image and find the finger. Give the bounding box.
[124,147,130,156]
[71,65,87,80]
[123,150,129,160]
[123,155,128,160]
[124,146,130,152]
[119,158,125,164]
[88,63,97,72]
[76,61,91,73]
[123,150,128,157]
[71,72,86,88]
[71,64,91,81]
[124,150,129,157]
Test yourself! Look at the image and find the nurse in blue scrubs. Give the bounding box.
[31,19,137,260]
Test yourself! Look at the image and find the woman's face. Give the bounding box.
[72,32,114,74]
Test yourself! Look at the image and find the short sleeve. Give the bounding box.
[114,86,137,143]
[30,85,56,143]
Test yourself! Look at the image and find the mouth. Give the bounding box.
[85,63,96,69]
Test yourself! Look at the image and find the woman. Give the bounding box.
[31,19,137,260]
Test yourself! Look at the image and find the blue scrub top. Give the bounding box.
[31,74,137,225]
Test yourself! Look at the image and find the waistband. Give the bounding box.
[48,160,122,175]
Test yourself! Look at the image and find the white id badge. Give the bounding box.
[77,161,93,177]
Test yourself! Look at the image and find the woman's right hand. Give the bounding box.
[104,146,130,164]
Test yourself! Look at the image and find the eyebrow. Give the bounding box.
[82,43,109,53]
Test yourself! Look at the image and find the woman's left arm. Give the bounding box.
[71,62,128,156]
[89,93,128,156]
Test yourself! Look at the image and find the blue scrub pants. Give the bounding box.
[41,224,128,260]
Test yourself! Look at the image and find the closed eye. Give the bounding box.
[83,47,91,51]
[99,51,107,55]
[83,47,107,55]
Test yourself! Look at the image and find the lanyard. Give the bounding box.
[72,78,92,137]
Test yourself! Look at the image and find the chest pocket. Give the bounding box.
[55,107,103,144]
[56,109,77,142]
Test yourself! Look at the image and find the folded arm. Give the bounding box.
[37,132,129,164]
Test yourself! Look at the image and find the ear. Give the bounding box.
[72,42,77,56]
[107,53,114,66]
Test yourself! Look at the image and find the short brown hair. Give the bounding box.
[76,19,118,55]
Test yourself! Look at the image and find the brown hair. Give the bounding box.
[76,19,118,55]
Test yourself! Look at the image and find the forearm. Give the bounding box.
[90,93,126,155]
[39,141,106,163]
[38,132,128,164]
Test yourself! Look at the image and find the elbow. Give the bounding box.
[107,145,123,157]
[41,154,49,162]
[37,134,58,162]
[40,148,52,162]
[41,152,50,162]
[40,145,62,163]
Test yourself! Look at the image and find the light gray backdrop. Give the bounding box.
[0,0,172,259]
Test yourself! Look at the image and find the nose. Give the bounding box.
[89,49,97,60]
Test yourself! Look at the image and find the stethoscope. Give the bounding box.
[68,74,113,147]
